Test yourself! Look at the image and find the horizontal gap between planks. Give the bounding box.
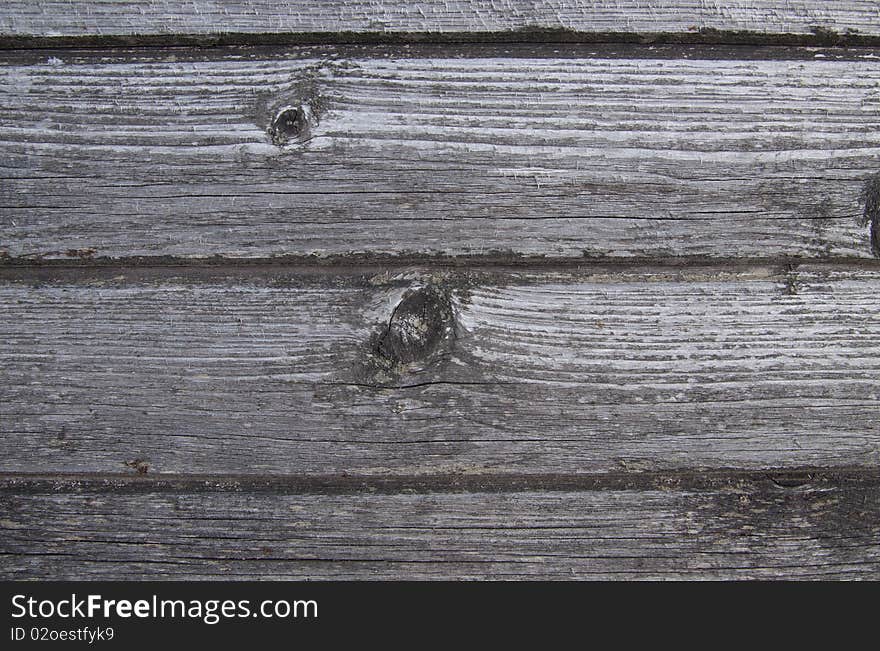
[4,43,880,64]
[3,29,880,51]
[1,467,878,495]
[2,256,880,282]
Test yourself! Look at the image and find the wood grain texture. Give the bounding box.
[2,46,878,261]
[2,10,879,582]
[3,264,880,476]
[2,1,880,39]
[2,482,878,579]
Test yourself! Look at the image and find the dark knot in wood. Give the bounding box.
[378,286,454,366]
[861,172,880,257]
[123,459,150,475]
[269,105,312,146]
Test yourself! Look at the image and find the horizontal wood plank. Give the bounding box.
[2,46,879,261]
[2,481,878,579]
[2,1,880,40]
[3,264,879,476]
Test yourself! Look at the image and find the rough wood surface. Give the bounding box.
[2,1,879,39]
[2,9,879,581]
[2,481,877,579]
[3,264,879,476]
[3,45,879,261]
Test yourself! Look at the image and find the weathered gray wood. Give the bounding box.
[2,46,879,261]
[2,1,879,39]
[2,481,877,579]
[3,264,879,476]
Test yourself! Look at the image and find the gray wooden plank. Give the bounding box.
[2,481,878,579]
[2,1,879,39]
[2,46,879,261]
[2,264,880,476]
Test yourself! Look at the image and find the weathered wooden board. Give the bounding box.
[3,478,878,579]
[2,2,879,583]
[2,46,879,261]
[2,1,880,40]
[3,264,879,476]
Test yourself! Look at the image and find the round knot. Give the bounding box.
[269,105,312,146]
[378,286,454,366]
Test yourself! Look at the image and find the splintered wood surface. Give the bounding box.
[2,264,879,476]
[3,477,878,579]
[3,1,880,40]
[3,45,880,260]
[2,2,879,581]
